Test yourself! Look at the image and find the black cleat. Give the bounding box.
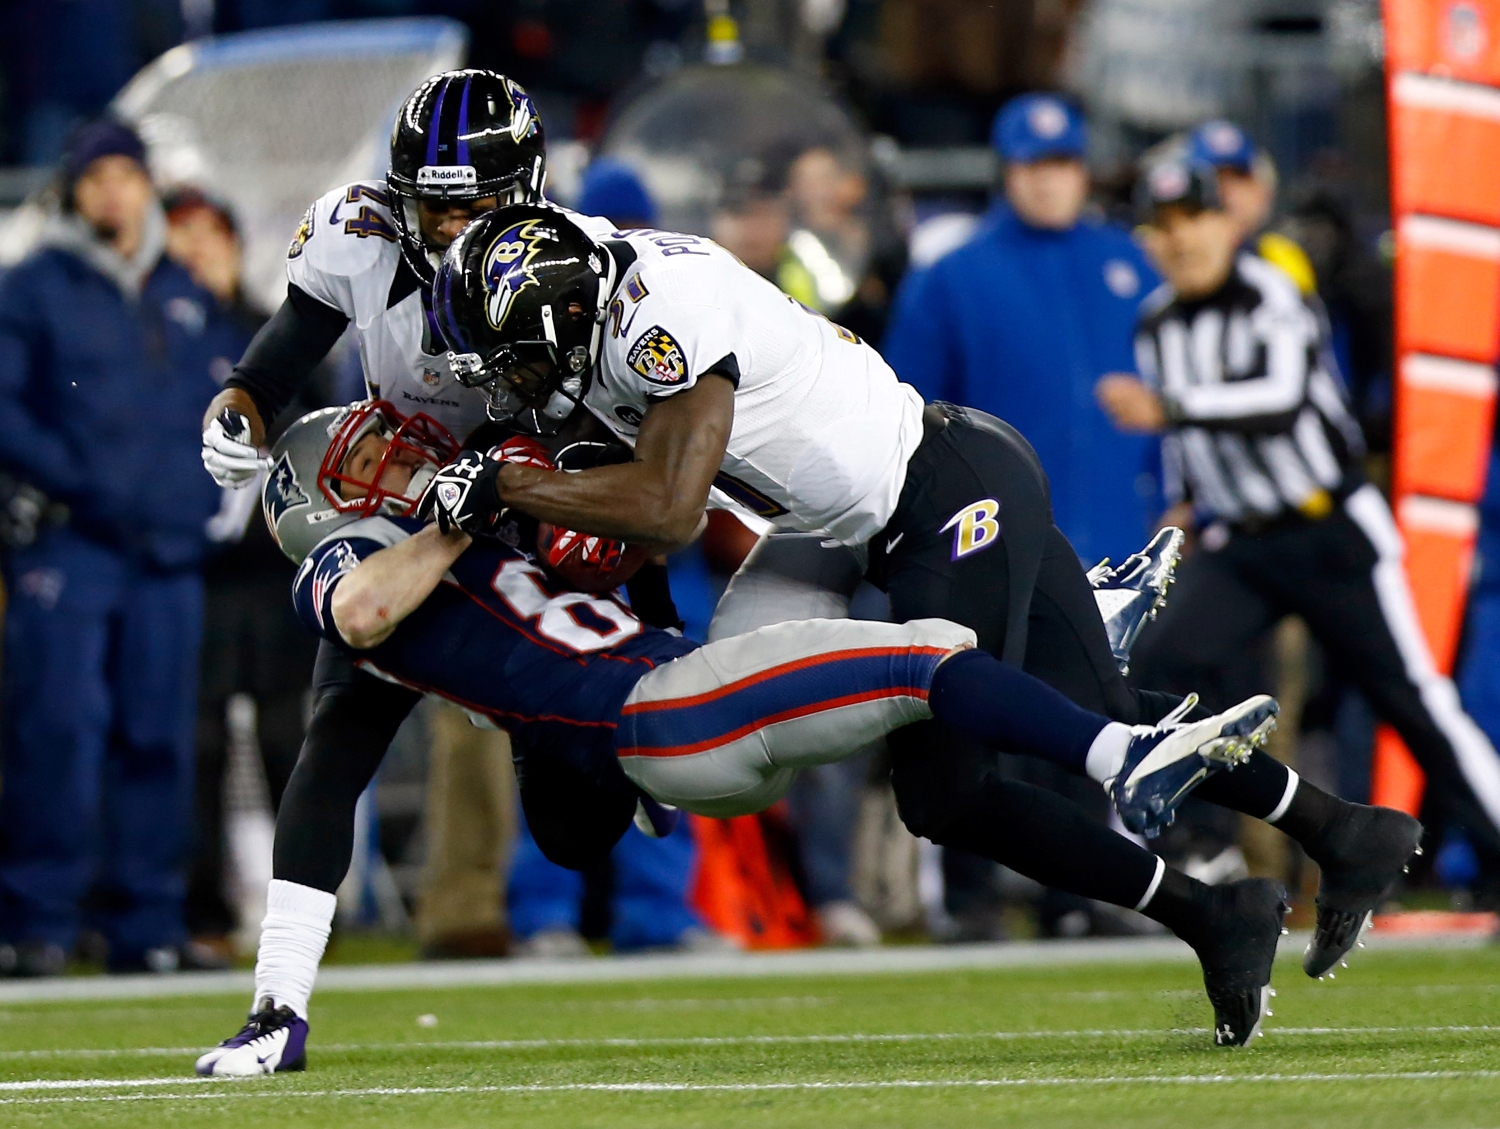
[1193,878,1289,1047]
[1304,805,1423,979]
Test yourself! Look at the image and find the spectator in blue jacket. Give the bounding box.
[882,93,1160,569]
[0,119,247,977]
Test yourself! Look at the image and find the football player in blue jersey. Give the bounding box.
[196,399,1296,1074]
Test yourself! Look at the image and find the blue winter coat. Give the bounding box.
[0,227,244,570]
[882,204,1160,567]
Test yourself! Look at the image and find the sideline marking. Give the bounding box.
[5,1070,1500,1105]
[5,1024,1499,1061]
[0,930,1486,1005]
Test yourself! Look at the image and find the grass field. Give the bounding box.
[3,944,1499,1127]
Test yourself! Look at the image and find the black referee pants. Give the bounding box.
[1131,484,1500,877]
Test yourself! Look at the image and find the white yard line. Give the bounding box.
[0,930,1489,1004]
[4,1024,1497,1062]
[5,1069,1500,1105]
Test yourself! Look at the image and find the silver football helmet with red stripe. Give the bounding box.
[262,401,458,564]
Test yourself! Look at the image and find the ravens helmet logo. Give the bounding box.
[482,218,554,331]
[504,77,539,143]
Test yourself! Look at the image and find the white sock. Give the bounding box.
[1264,768,1301,824]
[1085,722,1134,784]
[253,879,337,1020]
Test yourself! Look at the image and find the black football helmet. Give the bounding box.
[434,205,618,433]
[387,70,547,283]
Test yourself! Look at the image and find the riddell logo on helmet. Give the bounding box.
[418,165,478,190]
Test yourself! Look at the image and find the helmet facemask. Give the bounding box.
[317,402,459,517]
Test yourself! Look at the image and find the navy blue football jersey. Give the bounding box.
[292,515,698,785]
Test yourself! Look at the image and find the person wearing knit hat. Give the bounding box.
[575,158,658,230]
[0,116,252,979]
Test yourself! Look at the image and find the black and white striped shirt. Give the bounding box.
[1135,253,1365,527]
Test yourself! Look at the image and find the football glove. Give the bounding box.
[417,450,506,536]
[202,409,266,487]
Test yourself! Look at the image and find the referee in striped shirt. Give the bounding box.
[1097,155,1500,894]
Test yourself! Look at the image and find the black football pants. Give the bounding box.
[868,405,1180,907]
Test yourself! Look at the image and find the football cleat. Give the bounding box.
[1110,693,1279,837]
[1303,805,1423,978]
[1194,878,1289,1047]
[194,997,307,1076]
[633,795,681,839]
[1088,526,1186,675]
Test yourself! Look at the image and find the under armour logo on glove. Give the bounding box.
[417,451,506,536]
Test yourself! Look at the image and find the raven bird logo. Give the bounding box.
[482,219,552,331]
[504,77,539,142]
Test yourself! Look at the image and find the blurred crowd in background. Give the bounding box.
[1,0,1483,977]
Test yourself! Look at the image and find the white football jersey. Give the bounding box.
[285,183,615,440]
[585,227,925,546]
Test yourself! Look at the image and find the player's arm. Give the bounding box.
[331,525,471,649]
[204,284,352,446]
[494,373,734,551]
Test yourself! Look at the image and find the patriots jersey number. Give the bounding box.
[491,559,642,653]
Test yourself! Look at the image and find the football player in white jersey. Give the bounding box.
[426,205,1426,1039]
[199,68,618,461]
[192,73,694,981]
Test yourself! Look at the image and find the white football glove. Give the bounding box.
[202,409,267,487]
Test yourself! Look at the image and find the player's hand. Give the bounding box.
[1095,374,1167,434]
[202,408,267,487]
[417,450,506,536]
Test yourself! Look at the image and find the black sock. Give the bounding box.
[927,648,1108,774]
[1269,775,1345,859]
[1194,751,1347,858]
[889,729,1163,910]
[1139,865,1218,950]
[1193,750,1296,820]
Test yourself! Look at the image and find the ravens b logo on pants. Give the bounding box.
[941,499,1001,560]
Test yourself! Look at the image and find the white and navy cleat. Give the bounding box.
[1088,526,1186,675]
[194,997,308,1076]
[1110,693,1279,837]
